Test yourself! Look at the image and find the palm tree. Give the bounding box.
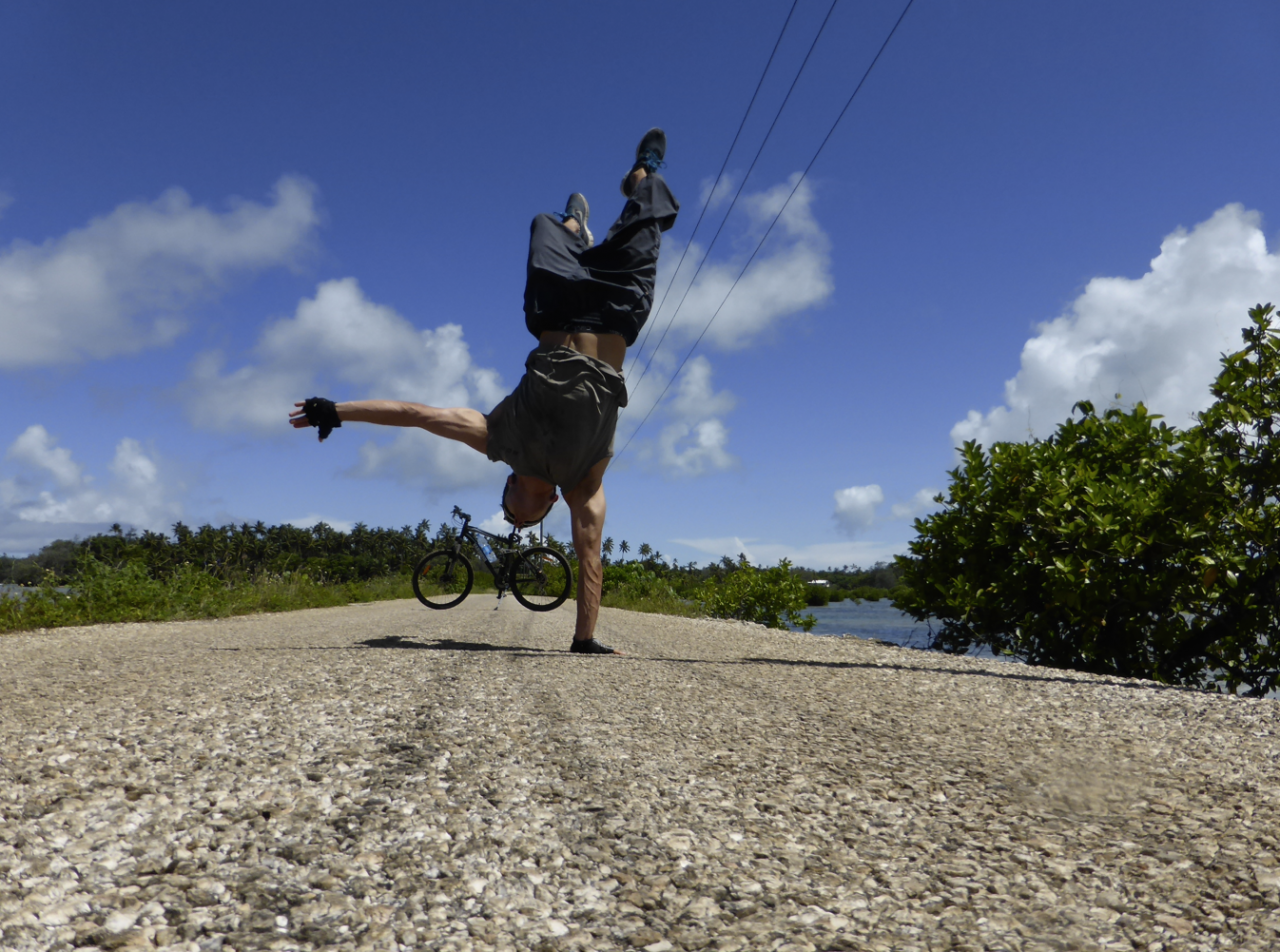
[619,540,630,559]
[639,543,652,560]
[602,537,615,563]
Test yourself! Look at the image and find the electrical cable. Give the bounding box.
[627,0,803,377]
[617,0,916,460]
[626,0,839,399]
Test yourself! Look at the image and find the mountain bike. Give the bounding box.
[411,506,574,611]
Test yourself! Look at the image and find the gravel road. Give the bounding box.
[3,597,1279,952]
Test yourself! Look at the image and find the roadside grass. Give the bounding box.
[598,566,705,618]
[2,557,809,633]
[0,560,705,634]
[600,589,704,618]
[0,562,415,634]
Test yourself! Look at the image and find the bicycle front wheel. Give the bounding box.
[509,547,573,612]
[412,550,474,609]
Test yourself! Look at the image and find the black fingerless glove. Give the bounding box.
[302,397,342,442]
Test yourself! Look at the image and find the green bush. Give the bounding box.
[896,398,1218,680]
[0,560,217,629]
[804,585,830,607]
[602,561,654,595]
[600,562,700,617]
[896,303,1280,696]
[0,557,415,634]
[8,560,44,586]
[695,558,815,631]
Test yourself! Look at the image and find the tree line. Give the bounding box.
[3,520,830,633]
[4,520,902,598]
[3,520,441,586]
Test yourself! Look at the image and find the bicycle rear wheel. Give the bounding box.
[412,550,474,609]
[509,547,573,611]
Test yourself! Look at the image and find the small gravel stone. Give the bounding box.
[2,599,1280,951]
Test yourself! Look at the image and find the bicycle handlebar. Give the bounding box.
[452,506,471,523]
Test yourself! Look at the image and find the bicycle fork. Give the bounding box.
[492,555,515,609]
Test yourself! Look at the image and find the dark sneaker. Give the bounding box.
[570,638,618,655]
[622,127,668,197]
[563,192,593,247]
[634,127,667,173]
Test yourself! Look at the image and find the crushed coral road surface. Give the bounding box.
[3,598,1279,951]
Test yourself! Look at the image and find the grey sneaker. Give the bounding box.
[563,193,593,247]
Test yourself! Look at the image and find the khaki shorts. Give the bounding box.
[485,346,628,493]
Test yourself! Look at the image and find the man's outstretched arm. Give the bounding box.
[290,399,489,454]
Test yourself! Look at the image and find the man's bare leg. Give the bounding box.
[563,457,618,653]
[621,165,648,197]
[290,400,489,454]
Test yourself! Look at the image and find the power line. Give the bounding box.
[627,0,803,376]
[618,0,917,460]
[626,0,839,399]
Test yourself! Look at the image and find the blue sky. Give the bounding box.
[3,0,1279,567]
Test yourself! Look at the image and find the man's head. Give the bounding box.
[501,473,558,528]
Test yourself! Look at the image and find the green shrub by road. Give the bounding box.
[1,560,413,633]
[4,514,830,636]
[897,303,1280,696]
[3,553,817,634]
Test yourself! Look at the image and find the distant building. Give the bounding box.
[810,579,829,586]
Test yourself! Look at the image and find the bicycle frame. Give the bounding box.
[448,508,524,596]
[412,507,573,612]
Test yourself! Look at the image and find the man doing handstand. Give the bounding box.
[290,129,679,654]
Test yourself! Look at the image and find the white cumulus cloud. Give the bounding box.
[0,176,319,369]
[698,174,736,210]
[670,535,907,570]
[833,484,884,538]
[954,203,1280,448]
[477,509,514,537]
[641,173,833,352]
[618,175,834,476]
[182,276,509,493]
[0,426,183,553]
[669,536,758,565]
[650,356,737,477]
[7,424,84,490]
[349,430,504,496]
[890,488,941,521]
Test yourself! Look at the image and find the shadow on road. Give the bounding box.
[357,635,555,654]
[211,635,1187,693]
[655,654,1198,695]
[211,636,557,655]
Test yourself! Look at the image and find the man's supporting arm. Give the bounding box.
[563,458,610,642]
